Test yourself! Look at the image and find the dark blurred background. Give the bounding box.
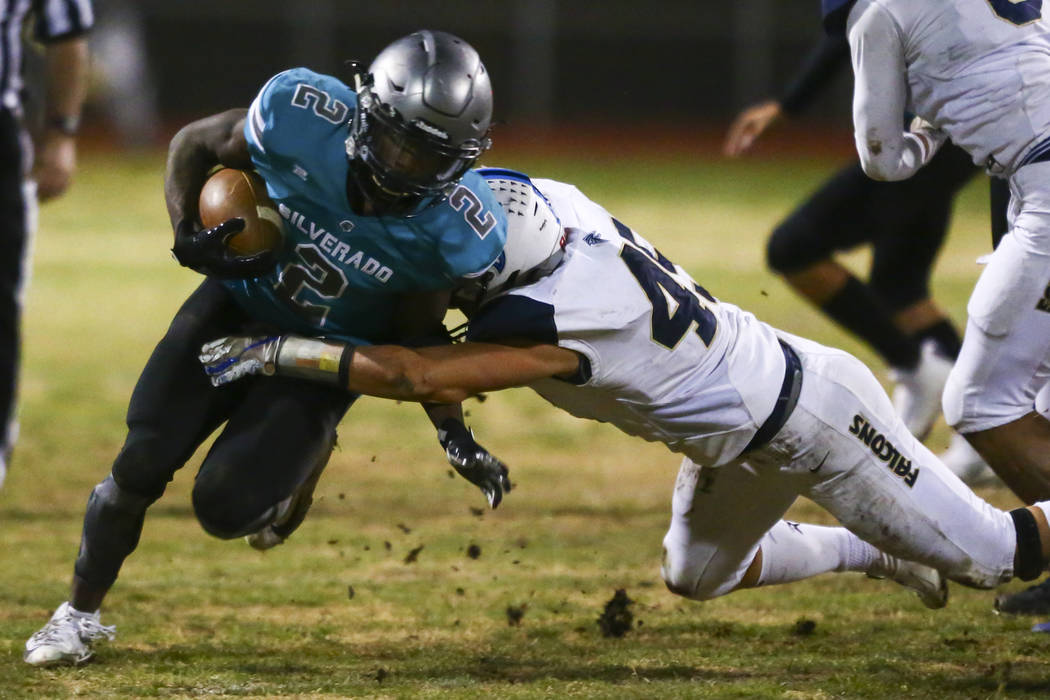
[38,0,854,149]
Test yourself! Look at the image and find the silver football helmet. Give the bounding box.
[346,30,493,214]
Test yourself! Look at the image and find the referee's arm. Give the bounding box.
[31,0,94,200]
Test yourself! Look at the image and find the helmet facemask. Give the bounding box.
[345,74,491,217]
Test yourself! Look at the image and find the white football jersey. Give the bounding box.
[849,0,1050,175]
[467,179,786,466]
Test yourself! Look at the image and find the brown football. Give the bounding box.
[198,168,283,255]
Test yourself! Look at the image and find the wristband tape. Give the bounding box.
[276,336,353,386]
[338,344,355,387]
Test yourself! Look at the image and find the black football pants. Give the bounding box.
[74,278,356,589]
[766,142,978,311]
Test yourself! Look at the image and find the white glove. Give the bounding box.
[199,335,281,386]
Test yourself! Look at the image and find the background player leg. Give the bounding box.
[943,195,1050,505]
[767,166,947,438]
[769,147,978,442]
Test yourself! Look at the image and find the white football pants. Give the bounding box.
[944,161,1050,433]
[662,331,1020,600]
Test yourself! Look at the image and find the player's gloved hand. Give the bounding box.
[199,335,282,386]
[172,219,275,279]
[438,418,512,509]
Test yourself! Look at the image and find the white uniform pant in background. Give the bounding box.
[944,161,1050,433]
[662,333,1017,600]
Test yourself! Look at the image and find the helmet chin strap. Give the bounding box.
[345,157,433,218]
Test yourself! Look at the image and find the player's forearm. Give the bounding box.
[350,345,477,403]
[44,38,89,132]
[854,126,932,181]
[266,337,474,403]
[849,1,929,181]
[265,336,573,403]
[164,109,252,232]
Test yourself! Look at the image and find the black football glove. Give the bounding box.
[171,218,275,279]
[438,418,512,509]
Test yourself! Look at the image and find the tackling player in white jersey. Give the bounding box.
[201,170,1050,609]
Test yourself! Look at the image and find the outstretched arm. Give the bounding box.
[199,334,580,403]
[200,334,579,508]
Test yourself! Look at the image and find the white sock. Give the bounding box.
[757,520,880,586]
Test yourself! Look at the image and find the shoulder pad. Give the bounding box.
[245,68,355,156]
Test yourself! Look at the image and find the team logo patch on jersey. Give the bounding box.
[583,232,605,246]
[848,414,919,487]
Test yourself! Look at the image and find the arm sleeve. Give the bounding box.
[779,35,850,116]
[33,0,94,41]
[849,2,937,181]
[466,294,558,345]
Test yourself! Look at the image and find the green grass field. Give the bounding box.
[3,146,1048,698]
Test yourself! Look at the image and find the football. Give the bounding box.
[198,168,283,255]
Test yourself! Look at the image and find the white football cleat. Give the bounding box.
[890,340,954,440]
[939,433,997,485]
[867,553,948,609]
[24,602,116,666]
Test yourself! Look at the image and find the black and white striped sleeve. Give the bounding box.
[32,0,94,43]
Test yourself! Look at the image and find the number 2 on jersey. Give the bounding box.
[619,241,718,349]
[274,244,349,326]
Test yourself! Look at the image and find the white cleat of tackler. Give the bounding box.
[867,553,948,609]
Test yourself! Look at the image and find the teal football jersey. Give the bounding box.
[225,67,507,344]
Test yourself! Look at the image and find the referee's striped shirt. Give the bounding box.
[1,0,94,112]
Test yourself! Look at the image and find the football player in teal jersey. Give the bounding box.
[24,30,512,667]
